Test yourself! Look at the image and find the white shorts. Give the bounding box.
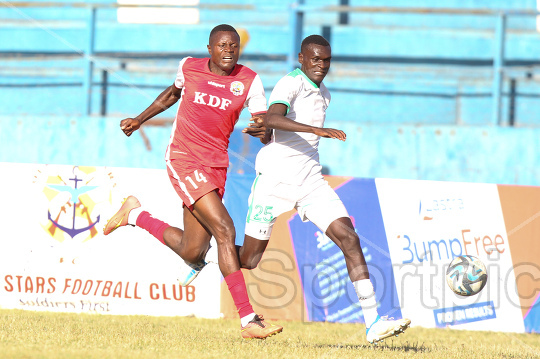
[244,173,349,240]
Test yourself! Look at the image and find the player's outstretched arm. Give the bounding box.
[265,103,346,141]
[120,84,182,137]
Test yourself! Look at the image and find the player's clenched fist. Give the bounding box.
[120,118,141,137]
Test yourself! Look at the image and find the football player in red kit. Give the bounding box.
[103,24,282,340]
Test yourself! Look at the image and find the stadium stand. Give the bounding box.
[1,0,540,184]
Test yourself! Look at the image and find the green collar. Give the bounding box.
[288,68,319,89]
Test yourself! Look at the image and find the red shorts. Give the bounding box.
[166,159,227,210]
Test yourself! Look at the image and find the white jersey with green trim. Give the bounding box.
[255,68,331,185]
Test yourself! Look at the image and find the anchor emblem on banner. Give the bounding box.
[47,172,100,238]
[35,165,115,243]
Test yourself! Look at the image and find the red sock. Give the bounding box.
[225,270,254,319]
[135,211,170,245]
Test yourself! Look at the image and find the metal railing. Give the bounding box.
[289,2,540,126]
[2,1,540,125]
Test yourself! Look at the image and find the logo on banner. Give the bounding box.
[419,197,465,221]
[34,166,115,243]
[433,301,496,327]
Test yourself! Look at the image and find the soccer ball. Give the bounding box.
[445,255,488,296]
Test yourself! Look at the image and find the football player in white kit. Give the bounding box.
[239,35,411,344]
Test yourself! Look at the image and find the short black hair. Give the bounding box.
[301,35,330,52]
[209,24,239,43]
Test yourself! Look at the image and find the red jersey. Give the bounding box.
[165,57,267,167]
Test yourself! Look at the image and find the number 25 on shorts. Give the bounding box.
[185,170,207,189]
[252,205,273,223]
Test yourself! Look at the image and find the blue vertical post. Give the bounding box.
[83,6,96,116]
[288,1,304,72]
[492,12,506,126]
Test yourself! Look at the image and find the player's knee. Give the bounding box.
[181,244,209,264]
[163,227,183,248]
[183,252,205,264]
[212,218,236,244]
[240,254,262,270]
[240,261,258,270]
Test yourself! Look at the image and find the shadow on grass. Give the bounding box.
[312,341,431,353]
[371,341,430,353]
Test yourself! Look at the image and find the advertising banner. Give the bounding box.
[2,163,538,333]
[375,178,524,332]
[0,162,221,318]
[289,178,401,323]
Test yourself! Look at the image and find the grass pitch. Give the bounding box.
[0,309,538,359]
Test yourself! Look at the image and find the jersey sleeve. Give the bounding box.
[268,75,297,113]
[174,57,190,89]
[244,74,267,116]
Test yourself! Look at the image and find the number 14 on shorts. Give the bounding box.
[185,170,207,189]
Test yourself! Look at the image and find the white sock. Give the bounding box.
[240,313,256,327]
[127,207,144,226]
[353,279,379,328]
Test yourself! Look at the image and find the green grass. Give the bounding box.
[0,309,539,359]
